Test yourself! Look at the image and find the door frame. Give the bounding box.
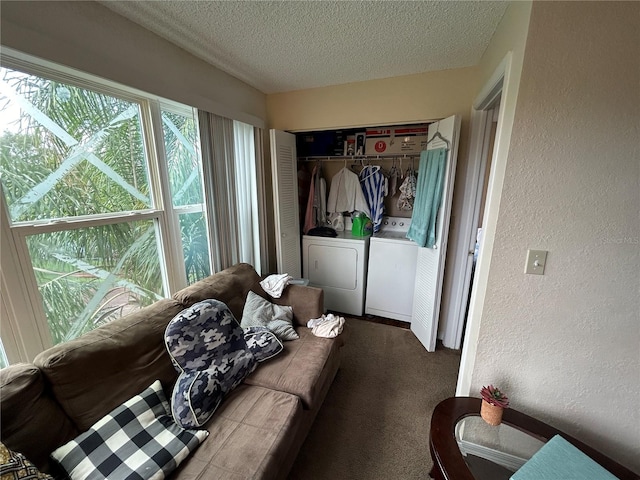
[456,52,520,396]
[441,96,501,350]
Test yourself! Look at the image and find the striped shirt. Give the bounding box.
[359,166,388,233]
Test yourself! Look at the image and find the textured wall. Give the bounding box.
[470,1,640,471]
[444,1,532,349]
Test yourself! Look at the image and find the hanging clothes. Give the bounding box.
[297,167,312,227]
[327,167,371,218]
[359,165,387,233]
[313,174,328,223]
[388,160,400,196]
[397,166,417,211]
[406,148,447,248]
[303,165,327,234]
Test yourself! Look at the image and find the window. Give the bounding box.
[0,339,8,369]
[0,58,211,360]
[161,108,211,283]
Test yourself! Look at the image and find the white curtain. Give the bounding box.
[198,111,263,272]
[233,120,261,268]
[252,127,269,275]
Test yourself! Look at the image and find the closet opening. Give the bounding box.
[271,117,461,352]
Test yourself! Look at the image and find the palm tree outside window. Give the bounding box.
[0,63,212,353]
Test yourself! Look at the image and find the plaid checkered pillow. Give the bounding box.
[50,380,207,480]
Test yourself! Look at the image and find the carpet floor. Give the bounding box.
[288,318,461,480]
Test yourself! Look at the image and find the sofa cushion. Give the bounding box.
[173,263,260,320]
[244,327,343,410]
[0,364,78,472]
[241,291,299,341]
[51,380,207,480]
[172,384,302,480]
[166,299,281,428]
[33,299,185,431]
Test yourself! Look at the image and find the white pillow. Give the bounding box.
[241,291,299,341]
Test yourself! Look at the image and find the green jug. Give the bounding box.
[352,212,373,237]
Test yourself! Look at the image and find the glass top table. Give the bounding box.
[429,397,638,480]
[455,415,546,479]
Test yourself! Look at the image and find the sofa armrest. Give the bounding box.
[270,285,324,327]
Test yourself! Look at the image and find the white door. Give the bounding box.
[411,115,461,352]
[270,130,301,278]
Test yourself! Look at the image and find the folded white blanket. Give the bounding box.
[260,273,292,298]
[307,313,345,338]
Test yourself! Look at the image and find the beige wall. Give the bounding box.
[457,1,532,386]
[440,2,534,343]
[469,1,639,471]
[267,67,480,131]
[0,1,266,126]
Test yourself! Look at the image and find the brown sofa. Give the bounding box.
[1,263,343,479]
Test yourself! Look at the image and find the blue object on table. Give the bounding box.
[511,434,619,480]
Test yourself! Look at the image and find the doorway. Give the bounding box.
[440,86,504,351]
[459,100,500,348]
[456,52,519,396]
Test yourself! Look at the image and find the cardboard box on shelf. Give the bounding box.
[365,125,429,155]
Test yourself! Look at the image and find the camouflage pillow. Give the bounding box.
[244,326,283,362]
[165,299,282,428]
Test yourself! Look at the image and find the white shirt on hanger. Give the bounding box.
[327,167,371,218]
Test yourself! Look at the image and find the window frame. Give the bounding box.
[0,48,209,363]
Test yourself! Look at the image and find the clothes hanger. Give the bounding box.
[359,167,380,182]
[426,121,451,150]
[405,158,416,178]
[359,163,381,181]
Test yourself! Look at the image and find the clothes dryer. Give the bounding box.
[302,231,370,316]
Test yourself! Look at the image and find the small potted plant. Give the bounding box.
[480,385,509,426]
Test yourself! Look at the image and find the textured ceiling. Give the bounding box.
[99,1,509,94]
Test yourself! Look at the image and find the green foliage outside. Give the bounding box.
[0,68,210,345]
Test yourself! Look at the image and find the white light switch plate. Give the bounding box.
[525,250,547,275]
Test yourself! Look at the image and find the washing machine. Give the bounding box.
[365,217,418,323]
[302,231,370,316]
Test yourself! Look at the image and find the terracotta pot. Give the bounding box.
[480,399,504,426]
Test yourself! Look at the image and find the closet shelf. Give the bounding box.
[299,153,420,162]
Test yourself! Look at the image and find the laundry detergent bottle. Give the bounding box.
[351,211,373,237]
